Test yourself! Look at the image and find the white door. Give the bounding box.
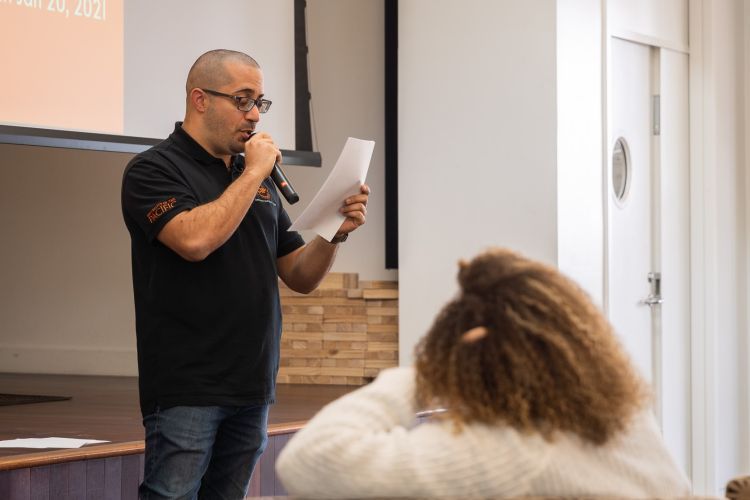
[608,37,657,398]
[607,37,691,473]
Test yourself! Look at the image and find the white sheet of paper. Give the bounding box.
[289,137,375,241]
[0,437,109,449]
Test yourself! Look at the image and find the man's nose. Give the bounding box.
[245,105,260,121]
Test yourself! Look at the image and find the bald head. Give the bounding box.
[186,49,260,94]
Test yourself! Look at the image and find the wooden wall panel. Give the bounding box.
[85,458,105,499]
[7,468,30,500]
[272,433,291,496]
[103,457,121,500]
[68,461,86,499]
[258,435,276,496]
[245,431,293,499]
[6,469,31,500]
[50,463,68,498]
[278,273,399,385]
[120,455,140,499]
[29,465,49,500]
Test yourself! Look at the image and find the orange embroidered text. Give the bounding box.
[147,197,177,223]
[256,186,271,201]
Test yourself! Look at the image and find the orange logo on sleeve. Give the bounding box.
[147,197,177,223]
[256,186,271,200]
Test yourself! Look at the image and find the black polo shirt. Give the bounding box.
[121,123,305,417]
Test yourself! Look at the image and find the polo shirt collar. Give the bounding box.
[170,122,240,169]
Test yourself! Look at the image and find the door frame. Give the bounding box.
[686,0,714,492]
[746,0,750,481]
[602,0,707,490]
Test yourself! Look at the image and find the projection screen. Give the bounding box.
[0,0,296,152]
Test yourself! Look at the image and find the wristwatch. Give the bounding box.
[330,232,349,244]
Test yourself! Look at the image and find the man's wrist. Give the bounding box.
[330,232,349,244]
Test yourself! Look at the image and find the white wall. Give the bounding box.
[0,144,137,375]
[701,0,749,493]
[689,0,749,494]
[398,0,558,364]
[286,0,396,282]
[556,0,604,305]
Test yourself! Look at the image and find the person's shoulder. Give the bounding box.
[123,138,183,179]
[135,135,181,163]
[617,407,663,440]
[370,366,417,389]
[319,366,418,421]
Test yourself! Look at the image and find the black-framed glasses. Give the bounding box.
[201,88,272,113]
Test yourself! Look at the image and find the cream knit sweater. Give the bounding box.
[276,367,691,499]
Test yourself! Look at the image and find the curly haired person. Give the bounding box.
[276,248,691,498]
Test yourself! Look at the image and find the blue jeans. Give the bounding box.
[139,405,269,500]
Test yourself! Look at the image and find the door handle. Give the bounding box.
[639,272,663,307]
[639,295,663,306]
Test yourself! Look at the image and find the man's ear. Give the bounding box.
[189,88,208,113]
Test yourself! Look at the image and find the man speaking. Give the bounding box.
[121,49,369,499]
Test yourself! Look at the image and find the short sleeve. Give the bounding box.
[276,203,305,257]
[122,157,198,244]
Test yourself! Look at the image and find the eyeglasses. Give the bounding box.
[200,88,272,113]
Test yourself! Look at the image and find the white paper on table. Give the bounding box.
[0,437,109,449]
[289,137,375,241]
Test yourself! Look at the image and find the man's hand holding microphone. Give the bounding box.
[245,132,299,204]
[243,132,370,243]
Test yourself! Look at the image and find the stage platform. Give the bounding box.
[0,372,355,499]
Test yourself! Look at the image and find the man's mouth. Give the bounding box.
[240,130,254,141]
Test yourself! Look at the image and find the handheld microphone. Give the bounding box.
[248,133,300,205]
[271,163,300,205]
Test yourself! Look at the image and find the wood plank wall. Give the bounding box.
[0,454,144,500]
[278,273,399,385]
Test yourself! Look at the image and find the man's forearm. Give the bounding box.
[282,236,340,294]
[278,183,369,293]
[158,169,264,261]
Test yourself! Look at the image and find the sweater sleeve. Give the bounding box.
[275,366,549,498]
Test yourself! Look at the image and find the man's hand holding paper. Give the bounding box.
[289,137,376,242]
[333,184,371,242]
